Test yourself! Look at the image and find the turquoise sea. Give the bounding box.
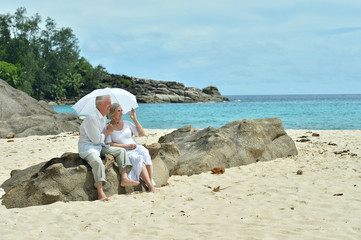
[53,94,361,130]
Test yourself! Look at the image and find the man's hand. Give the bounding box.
[104,122,114,136]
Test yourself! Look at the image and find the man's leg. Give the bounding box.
[102,147,139,187]
[96,182,109,201]
[84,152,109,201]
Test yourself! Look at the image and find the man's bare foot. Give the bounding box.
[98,191,109,201]
[120,178,140,187]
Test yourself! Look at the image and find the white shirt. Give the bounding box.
[105,120,139,145]
[78,109,108,158]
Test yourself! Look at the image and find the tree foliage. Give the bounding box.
[0,7,104,100]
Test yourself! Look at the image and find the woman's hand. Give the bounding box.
[128,108,137,122]
[126,144,137,150]
[129,107,146,137]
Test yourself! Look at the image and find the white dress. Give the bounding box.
[105,121,155,185]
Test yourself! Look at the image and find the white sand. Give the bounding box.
[0,129,360,239]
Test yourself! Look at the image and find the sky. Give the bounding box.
[2,0,361,95]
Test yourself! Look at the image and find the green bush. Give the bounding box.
[0,61,20,87]
[120,78,131,86]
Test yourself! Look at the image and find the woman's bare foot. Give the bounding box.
[120,178,140,187]
[148,186,156,193]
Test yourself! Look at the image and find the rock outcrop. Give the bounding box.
[146,142,180,176]
[1,142,178,208]
[159,118,298,175]
[1,118,297,208]
[100,74,230,103]
[0,79,81,138]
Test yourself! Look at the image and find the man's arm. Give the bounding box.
[83,117,105,145]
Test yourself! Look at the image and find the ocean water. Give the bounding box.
[53,94,361,130]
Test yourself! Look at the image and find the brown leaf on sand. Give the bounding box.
[213,186,220,192]
[211,167,225,174]
[7,140,14,142]
[333,193,343,196]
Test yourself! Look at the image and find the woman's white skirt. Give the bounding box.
[127,145,155,185]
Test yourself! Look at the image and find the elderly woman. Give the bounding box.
[105,103,156,193]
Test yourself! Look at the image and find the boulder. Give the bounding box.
[202,85,223,96]
[48,101,58,106]
[0,79,81,138]
[159,118,298,175]
[1,153,124,208]
[1,143,179,208]
[6,132,15,139]
[146,142,180,176]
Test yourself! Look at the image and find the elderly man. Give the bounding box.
[78,95,139,201]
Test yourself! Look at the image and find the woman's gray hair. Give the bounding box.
[108,103,121,119]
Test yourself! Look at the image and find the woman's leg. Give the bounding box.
[137,145,154,185]
[101,147,139,187]
[146,165,153,183]
[140,163,156,193]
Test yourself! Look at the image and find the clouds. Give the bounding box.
[2,0,361,94]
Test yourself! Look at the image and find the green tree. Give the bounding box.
[75,57,104,90]
[0,7,105,100]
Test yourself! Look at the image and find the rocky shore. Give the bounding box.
[54,74,230,105]
[120,76,230,103]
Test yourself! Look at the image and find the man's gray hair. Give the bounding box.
[95,95,111,108]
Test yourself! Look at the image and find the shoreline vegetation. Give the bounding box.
[0,7,229,104]
[1,129,360,239]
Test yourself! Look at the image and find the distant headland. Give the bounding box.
[56,73,230,105]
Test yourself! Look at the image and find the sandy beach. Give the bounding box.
[0,129,360,240]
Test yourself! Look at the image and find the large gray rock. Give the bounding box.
[159,118,298,175]
[1,153,121,208]
[146,142,180,177]
[1,143,178,208]
[1,154,101,208]
[0,79,81,138]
